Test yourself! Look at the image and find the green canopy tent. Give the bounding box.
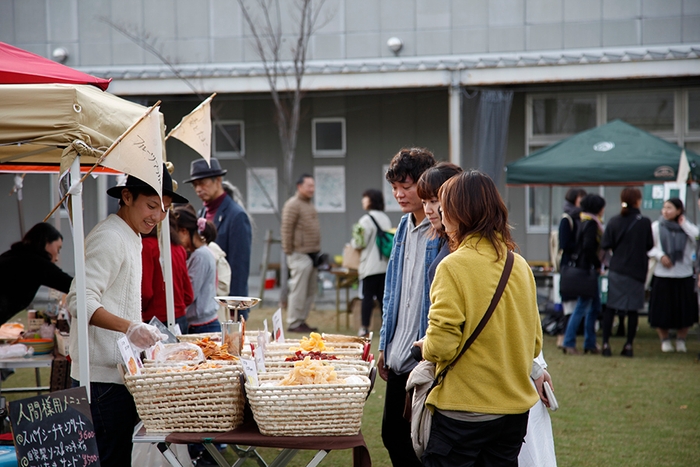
[505,119,700,186]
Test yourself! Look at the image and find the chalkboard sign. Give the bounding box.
[9,386,100,467]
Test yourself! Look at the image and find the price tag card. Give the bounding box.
[240,357,259,386]
[255,334,266,373]
[263,319,270,344]
[117,336,140,375]
[271,308,285,343]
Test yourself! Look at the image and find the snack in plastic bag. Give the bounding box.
[155,343,205,363]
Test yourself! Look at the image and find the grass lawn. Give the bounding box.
[3,307,699,466]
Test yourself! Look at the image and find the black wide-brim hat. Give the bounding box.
[184,157,227,183]
[106,164,189,204]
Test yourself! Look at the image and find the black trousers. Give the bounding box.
[360,273,385,327]
[382,369,422,467]
[423,410,529,467]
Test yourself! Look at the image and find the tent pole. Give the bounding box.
[70,157,91,401]
[549,186,553,268]
[161,211,176,332]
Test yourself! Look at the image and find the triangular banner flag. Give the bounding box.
[676,149,690,184]
[101,106,164,205]
[167,94,215,164]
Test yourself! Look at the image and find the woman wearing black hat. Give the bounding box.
[67,165,187,466]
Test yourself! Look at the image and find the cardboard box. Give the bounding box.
[54,330,70,356]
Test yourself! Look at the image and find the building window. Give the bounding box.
[531,95,597,136]
[688,90,700,132]
[213,120,244,159]
[607,91,675,134]
[312,118,346,157]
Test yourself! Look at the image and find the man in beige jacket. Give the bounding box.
[281,174,321,332]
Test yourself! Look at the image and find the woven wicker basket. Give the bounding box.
[245,374,371,436]
[263,341,364,362]
[263,360,371,377]
[124,364,244,433]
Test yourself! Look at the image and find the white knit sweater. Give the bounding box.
[67,214,143,384]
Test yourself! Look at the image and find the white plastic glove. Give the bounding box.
[126,322,168,350]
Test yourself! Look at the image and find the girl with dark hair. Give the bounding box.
[415,170,544,467]
[562,193,606,355]
[141,214,194,333]
[350,188,392,337]
[647,198,699,353]
[600,188,653,357]
[0,222,73,323]
[174,207,221,334]
[416,162,463,283]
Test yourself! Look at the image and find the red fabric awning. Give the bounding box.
[0,42,111,91]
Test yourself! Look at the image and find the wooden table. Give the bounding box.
[329,268,359,331]
[133,418,372,467]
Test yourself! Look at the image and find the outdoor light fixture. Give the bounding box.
[52,47,69,63]
[387,37,403,55]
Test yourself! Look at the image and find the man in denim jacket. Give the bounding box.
[378,148,437,466]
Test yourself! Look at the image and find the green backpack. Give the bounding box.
[368,214,394,260]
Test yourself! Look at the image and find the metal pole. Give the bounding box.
[70,157,91,400]
[161,212,176,331]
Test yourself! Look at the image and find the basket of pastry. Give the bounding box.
[245,356,372,436]
[124,340,244,433]
[263,332,365,362]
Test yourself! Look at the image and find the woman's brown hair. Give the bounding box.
[620,187,642,216]
[438,170,516,259]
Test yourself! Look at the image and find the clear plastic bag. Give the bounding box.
[154,343,204,363]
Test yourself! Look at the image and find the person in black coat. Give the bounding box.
[562,194,606,355]
[556,188,587,348]
[0,222,73,324]
[600,188,653,357]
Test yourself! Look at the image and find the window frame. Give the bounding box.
[213,120,245,159]
[312,117,347,158]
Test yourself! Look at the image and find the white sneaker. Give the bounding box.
[676,340,687,353]
[358,327,369,338]
[661,340,674,352]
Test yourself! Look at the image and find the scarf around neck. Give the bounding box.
[658,217,687,265]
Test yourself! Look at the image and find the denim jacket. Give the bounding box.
[379,214,440,352]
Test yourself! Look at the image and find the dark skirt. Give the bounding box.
[648,275,699,329]
[607,270,645,311]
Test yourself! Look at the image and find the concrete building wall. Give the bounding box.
[1,0,698,69]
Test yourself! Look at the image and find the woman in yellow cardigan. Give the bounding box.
[419,170,543,467]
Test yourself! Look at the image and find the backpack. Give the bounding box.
[368,214,394,260]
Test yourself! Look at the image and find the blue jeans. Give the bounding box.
[563,295,600,350]
[72,379,138,467]
[187,319,221,334]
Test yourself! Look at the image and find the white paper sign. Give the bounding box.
[117,336,141,376]
[263,319,270,344]
[271,308,284,343]
[255,334,266,373]
[240,357,259,386]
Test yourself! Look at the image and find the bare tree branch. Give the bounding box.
[99,16,281,221]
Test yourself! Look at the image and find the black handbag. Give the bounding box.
[560,264,598,299]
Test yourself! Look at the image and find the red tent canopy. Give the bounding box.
[0,42,111,90]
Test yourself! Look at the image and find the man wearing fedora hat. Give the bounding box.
[185,158,252,318]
